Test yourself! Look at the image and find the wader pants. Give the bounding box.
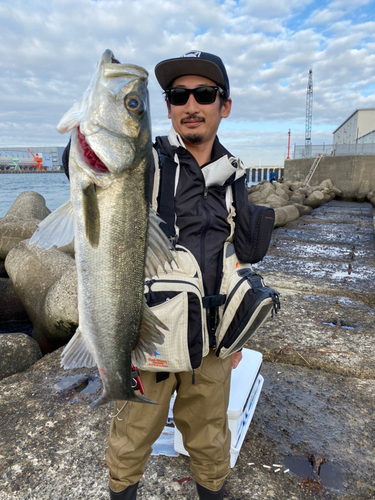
[106,350,232,493]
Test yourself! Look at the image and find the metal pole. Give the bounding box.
[286,129,291,159]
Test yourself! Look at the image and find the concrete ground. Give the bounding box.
[0,200,374,499]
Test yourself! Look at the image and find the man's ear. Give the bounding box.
[221,97,232,119]
[166,100,172,119]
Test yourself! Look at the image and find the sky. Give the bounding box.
[0,0,375,166]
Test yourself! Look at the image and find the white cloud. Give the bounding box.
[0,0,374,165]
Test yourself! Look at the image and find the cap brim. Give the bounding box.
[155,58,226,90]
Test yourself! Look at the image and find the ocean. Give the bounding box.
[0,172,260,219]
[0,173,70,218]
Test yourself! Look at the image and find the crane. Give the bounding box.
[27,149,44,171]
[305,69,313,148]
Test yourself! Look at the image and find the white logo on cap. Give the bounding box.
[183,51,201,58]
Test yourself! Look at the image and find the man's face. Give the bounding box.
[166,75,232,148]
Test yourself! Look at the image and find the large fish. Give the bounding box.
[30,50,173,408]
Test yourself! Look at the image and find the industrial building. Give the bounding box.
[0,146,65,171]
[333,108,375,145]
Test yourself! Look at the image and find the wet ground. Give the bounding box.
[0,200,374,499]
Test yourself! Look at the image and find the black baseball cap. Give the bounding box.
[155,51,230,97]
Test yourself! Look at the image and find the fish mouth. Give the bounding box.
[77,127,109,173]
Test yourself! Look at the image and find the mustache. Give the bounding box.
[180,115,205,124]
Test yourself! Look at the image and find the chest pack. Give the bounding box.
[137,144,280,373]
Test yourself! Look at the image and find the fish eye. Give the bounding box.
[124,95,144,115]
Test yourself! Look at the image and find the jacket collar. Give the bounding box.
[167,127,244,187]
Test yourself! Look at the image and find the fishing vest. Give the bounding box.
[138,135,280,373]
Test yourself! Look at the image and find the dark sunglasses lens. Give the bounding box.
[169,89,189,105]
[195,87,217,104]
[167,87,219,105]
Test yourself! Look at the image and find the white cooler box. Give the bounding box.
[174,348,264,467]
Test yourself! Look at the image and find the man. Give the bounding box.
[106,51,245,500]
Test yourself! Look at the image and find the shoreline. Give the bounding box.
[0,171,64,174]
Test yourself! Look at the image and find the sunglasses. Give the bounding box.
[165,85,226,106]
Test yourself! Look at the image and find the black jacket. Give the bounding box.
[153,135,245,297]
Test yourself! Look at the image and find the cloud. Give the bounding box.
[0,0,374,165]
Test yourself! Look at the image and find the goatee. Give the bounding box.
[183,133,204,144]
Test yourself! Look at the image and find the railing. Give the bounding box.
[245,167,284,184]
[293,142,375,159]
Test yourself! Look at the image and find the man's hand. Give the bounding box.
[230,351,243,369]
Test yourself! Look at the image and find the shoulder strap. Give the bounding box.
[231,175,246,214]
[156,150,178,240]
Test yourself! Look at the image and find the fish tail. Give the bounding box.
[88,390,158,410]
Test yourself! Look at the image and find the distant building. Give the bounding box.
[356,128,375,145]
[0,146,65,170]
[333,109,375,145]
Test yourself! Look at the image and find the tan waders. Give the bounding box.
[106,350,232,498]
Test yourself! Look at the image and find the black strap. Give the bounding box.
[202,294,227,308]
[156,372,170,383]
[157,152,178,239]
[231,175,246,214]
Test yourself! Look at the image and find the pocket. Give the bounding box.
[139,291,193,372]
[215,268,280,359]
[234,204,275,264]
[138,245,208,372]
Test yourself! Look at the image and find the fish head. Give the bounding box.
[57,50,152,183]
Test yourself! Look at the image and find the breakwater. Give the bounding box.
[284,154,375,198]
[0,192,374,498]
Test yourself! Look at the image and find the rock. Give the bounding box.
[274,187,290,201]
[0,332,42,380]
[292,203,313,216]
[289,192,305,205]
[304,190,325,208]
[274,205,300,227]
[274,207,288,227]
[289,181,303,191]
[5,191,50,220]
[5,240,78,354]
[0,191,50,260]
[262,193,289,208]
[0,277,29,322]
[366,189,375,207]
[248,190,269,204]
[319,179,334,190]
[0,218,40,260]
[356,180,370,203]
[330,186,343,198]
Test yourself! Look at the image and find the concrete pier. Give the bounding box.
[284,155,375,198]
[0,200,374,499]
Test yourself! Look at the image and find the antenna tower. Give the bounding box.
[305,69,313,146]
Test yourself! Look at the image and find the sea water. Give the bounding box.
[0,172,258,219]
[0,173,70,218]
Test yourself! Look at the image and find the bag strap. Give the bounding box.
[156,150,178,241]
[231,175,246,215]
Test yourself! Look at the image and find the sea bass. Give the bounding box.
[30,50,173,407]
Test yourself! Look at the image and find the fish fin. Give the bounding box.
[145,208,175,277]
[56,101,84,134]
[131,299,167,366]
[89,391,158,409]
[29,200,75,249]
[61,327,96,369]
[82,182,100,248]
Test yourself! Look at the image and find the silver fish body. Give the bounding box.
[31,51,172,407]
